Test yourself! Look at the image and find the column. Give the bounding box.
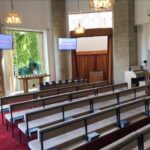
[51,0,70,80]
[113,0,138,83]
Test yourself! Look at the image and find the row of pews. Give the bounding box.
[0,80,150,150]
[40,79,88,90]
[4,82,126,137]
[27,86,149,150]
[0,80,107,124]
[17,85,147,143]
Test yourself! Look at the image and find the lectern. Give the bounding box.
[89,71,104,83]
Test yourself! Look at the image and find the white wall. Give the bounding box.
[0,0,50,30]
[77,36,108,51]
[135,0,150,25]
[135,0,150,70]
[137,23,150,70]
[66,0,91,14]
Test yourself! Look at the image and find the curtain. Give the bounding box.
[71,28,113,83]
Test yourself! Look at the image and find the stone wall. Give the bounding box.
[113,0,138,83]
[51,0,69,80]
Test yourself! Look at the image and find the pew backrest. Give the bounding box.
[1,93,35,106]
[71,89,96,100]
[114,83,128,91]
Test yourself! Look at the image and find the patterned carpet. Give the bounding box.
[0,115,27,150]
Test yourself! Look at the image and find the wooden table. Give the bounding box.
[17,74,50,93]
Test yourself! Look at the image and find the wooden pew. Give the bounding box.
[28,97,150,150]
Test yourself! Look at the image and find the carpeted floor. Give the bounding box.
[0,114,27,150]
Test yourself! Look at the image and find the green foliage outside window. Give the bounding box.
[9,31,41,76]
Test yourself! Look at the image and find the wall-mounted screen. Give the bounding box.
[58,38,77,50]
[0,34,13,50]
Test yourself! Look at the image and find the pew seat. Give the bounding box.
[61,126,119,150]
[28,125,119,150]
[5,100,69,124]
[29,127,85,150]
[18,112,63,134]
[18,106,90,134]
[5,106,44,123]
[5,95,91,125]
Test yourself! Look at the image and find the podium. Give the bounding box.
[89,71,104,83]
[17,74,50,93]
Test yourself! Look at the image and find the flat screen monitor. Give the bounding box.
[58,38,77,50]
[0,34,13,50]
